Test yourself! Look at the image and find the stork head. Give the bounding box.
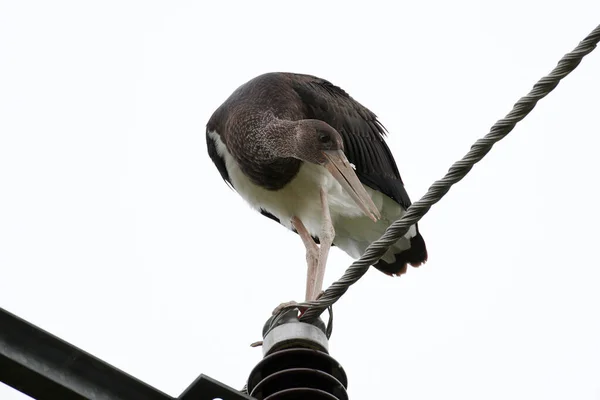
[293,120,380,222]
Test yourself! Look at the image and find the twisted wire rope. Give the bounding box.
[264,24,600,327]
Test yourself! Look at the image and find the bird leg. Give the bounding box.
[272,194,334,316]
[312,188,335,301]
[291,216,320,301]
[272,217,318,316]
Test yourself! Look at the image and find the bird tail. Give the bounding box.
[372,232,428,276]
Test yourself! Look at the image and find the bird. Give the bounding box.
[206,72,427,305]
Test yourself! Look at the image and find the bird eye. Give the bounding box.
[318,133,332,144]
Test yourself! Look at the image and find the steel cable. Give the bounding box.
[266,24,600,331]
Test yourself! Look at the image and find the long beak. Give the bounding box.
[323,150,381,222]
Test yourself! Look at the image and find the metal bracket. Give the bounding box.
[0,307,254,400]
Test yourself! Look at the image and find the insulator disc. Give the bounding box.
[248,347,348,400]
[263,387,339,400]
[250,367,348,400]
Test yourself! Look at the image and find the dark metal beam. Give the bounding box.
[0,307,253,400]
[178,374,252,400]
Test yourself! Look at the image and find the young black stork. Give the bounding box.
[206,72,427,303]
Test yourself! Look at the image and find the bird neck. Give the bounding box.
[226,111,302,190]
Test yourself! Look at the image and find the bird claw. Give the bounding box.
[273,291,328,318]
[272,300,312,318]
[272,301,300,316]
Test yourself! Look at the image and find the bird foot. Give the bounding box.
[272,300,300,316]
[272,293,326,318]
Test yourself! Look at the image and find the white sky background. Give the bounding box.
[1,1,599,399]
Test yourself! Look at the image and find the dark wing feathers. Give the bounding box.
[287,74,428,274]
[289,74,412,209]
